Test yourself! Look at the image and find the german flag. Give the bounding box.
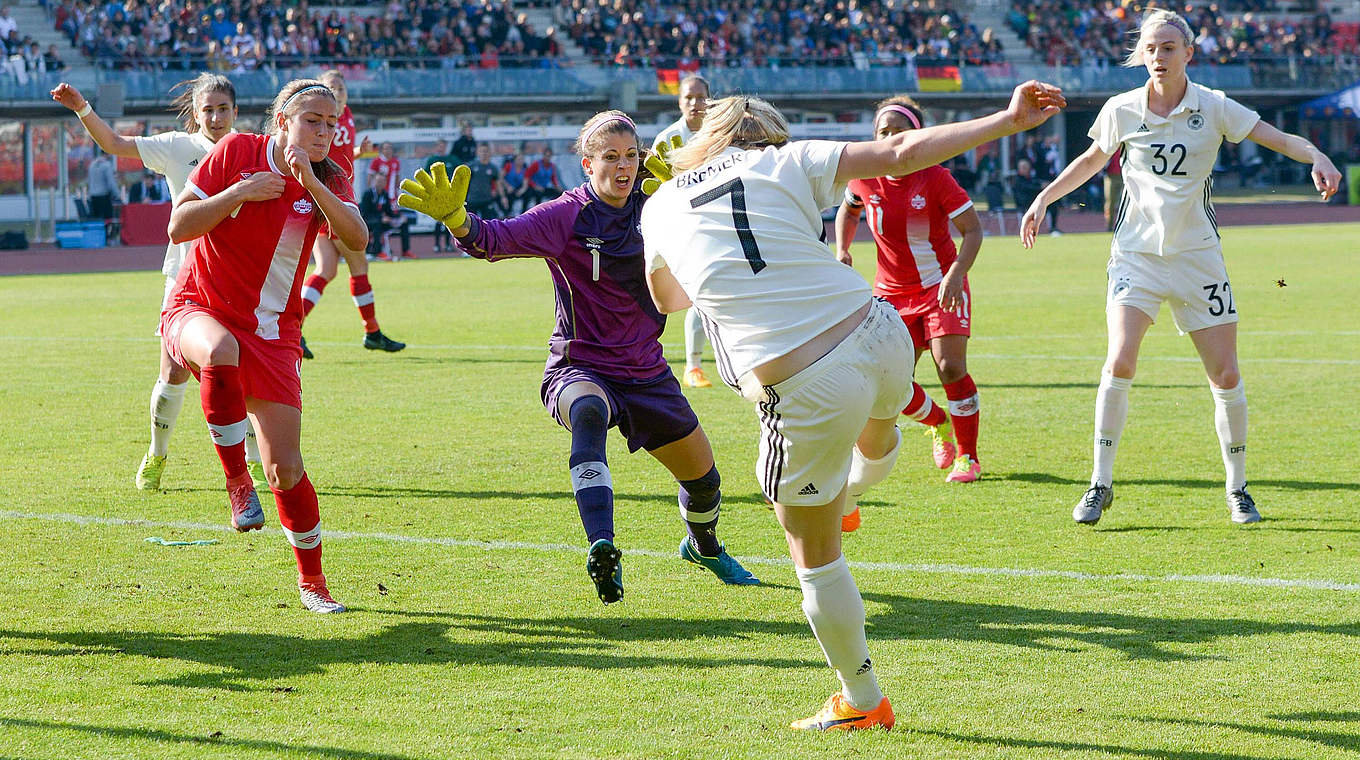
[917,64,962,92]
[657,68,681,95]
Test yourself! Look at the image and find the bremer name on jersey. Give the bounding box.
[175,133,356,342]
[846,165,972,296]
[642,141,869,383]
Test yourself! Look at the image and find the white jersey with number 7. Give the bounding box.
[642,141,870,383]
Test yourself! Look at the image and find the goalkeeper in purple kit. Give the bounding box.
[399,111,758,604]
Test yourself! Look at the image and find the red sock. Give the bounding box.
[944,374,980,460]
[199,364,247,480]
[301,273,329,318]
[902,381,947,427]
[275,472,323,579]
[350,274,380,333]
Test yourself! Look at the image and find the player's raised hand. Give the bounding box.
[235,171,286,202]
[1312,154,1341,200]
[50,83,87,112]
[642,134,683,195]
[283,143,318,187]
[1006,81,1066,133]
[1019,200,1046,249]
[399,161,471,230]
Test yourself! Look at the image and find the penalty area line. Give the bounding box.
[3,509,1359,593]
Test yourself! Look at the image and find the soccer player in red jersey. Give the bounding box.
[835,95,985,497]
[164,79,368,613]
[297,68,404,358]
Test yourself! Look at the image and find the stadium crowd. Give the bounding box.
[49,0,566,71]
[1007,0,1359,66]
[555,0,1005,67]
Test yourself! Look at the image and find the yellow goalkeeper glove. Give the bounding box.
[398,161,470,230]
[641,134,683,195]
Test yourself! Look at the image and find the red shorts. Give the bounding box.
[161,303,304,409]
[879,281,972,349]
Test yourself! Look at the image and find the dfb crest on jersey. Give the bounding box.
[1187,113,1204,131]
[911,194,927,210]
[293,198,314,215]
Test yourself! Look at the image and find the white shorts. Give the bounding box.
[741,299,914,506]
[1106,245,1237,334]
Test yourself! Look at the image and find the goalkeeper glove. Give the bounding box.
[641,134,683,195]
[398,161,470,231]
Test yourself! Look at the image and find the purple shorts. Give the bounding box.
[541,366,699,453]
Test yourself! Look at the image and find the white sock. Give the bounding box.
[684,308,705,371]
[1211,381,1247,492]
[245,421,262,466]
[796,555,883,711]
[148,379,188,457]
[1092,374,1132,487]
[845,427,901,515]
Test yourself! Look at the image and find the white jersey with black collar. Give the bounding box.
[1090,80,1259,256]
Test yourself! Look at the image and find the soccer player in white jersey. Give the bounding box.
[653,74,713,389]
[165,79,366,613]
[1019,9,1341,526]
[51,74,269,494]
[642,82,1065,730]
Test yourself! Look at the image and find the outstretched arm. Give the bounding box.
[51,83,141,159]
[1247,121,1341,200]
[836,81,1066,184]
[1020,141,1110,248]
[834,201,861,265]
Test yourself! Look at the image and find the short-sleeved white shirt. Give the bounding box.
[642,140,869,382]
[136,130,218,278]
[1089,80,1259,256]
[652,118,695,151]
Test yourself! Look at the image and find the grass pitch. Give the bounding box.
[1,223,1358,759]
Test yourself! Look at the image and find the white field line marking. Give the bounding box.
[5,336,1359,365]
[4,509,1359,593]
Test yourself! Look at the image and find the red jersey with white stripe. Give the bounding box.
[328,105,356,178]
[846,165,973,296]
[175,133,355,343]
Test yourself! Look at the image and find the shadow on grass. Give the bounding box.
[977,381,1202,390]
[0,717,430,760]
[1000,472,1356,492]
[918,728,1278,760]
[1139,715,1360,754]
[5,587,1360,692]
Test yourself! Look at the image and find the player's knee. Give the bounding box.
[269,456,305,491]
[935,357,967,384]
[1209,367,1241,390]
[568,394,609,432]
[201,337,239,367]
[1104,358,1137,380]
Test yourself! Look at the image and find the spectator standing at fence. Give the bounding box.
[87,149,119,223]
[501,149,528,213]
[0,7,16,43]
[452,120,477,165]
[127,169,168,203]
[44,44,66,71]
[465,142,505,221]
[425,138,458,251]
[523,146,563,206]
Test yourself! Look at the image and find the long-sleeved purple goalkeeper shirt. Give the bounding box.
[454,183,669,381]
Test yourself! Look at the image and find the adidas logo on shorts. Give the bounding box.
[798,483,819,496]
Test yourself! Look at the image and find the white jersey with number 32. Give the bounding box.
[1091,80,1259,256]
[642,141,870,382]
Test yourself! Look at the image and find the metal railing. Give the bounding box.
[1,54,1354,104]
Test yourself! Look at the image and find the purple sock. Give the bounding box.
[568,396,614,544]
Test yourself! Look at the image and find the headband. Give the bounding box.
[875,104,922,131]
[581,115,637,147]
[281,84,332,111]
